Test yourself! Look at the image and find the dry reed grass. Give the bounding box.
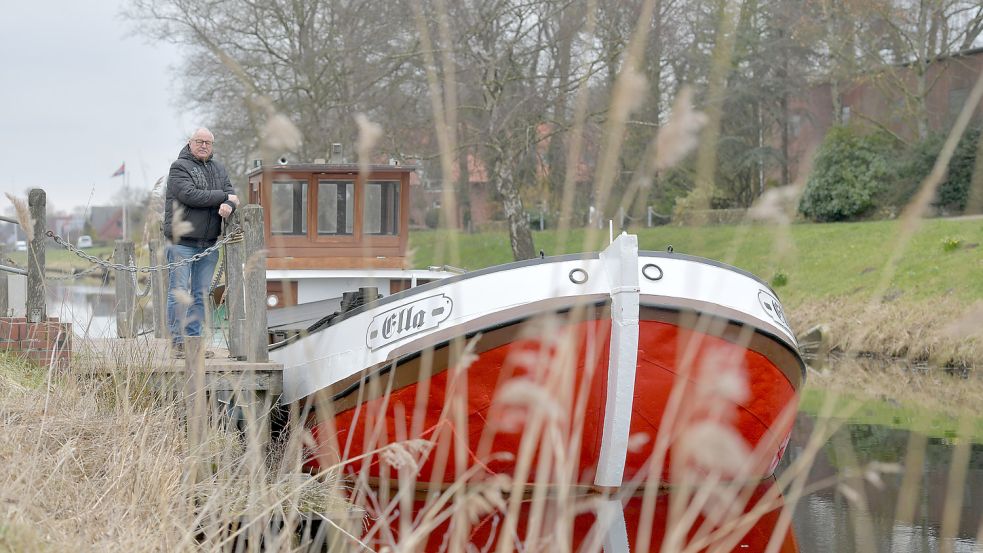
[789,297,983,368]
[4,193,34,242]
[4,2,981,552]
[0,339,354,553]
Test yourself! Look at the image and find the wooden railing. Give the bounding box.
[0,188,46,322]
[0,188,268,358]
[114,204,269,361]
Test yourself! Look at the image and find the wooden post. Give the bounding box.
[225,213,247,360]
[27,189,45,324]
[242,205,268,362]
[114,240,136,338]
[0,245,8,317]
[149,238,169,339]
[182,336,209,485]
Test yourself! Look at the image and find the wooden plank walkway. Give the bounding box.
[78,337,286,461]
[77,337,283,394]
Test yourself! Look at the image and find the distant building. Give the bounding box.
[48,213,85,241]
[409,124,595,230]
[785,46,983,182]
[88,206,123,241]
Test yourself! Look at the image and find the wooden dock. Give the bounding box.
[78,337,283,396]
[77,336,284,463]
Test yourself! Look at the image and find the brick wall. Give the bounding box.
[0,317,72,368]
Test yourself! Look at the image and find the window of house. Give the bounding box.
[317,180,354,235]
[841,105,851,123]
[364,181,400,235]
[270,180,307,235]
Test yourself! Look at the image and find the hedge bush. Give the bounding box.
[869,126,981,215]
[940,126,981,213]
[799,126,899,222]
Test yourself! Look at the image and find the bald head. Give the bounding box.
[189,128,215,161]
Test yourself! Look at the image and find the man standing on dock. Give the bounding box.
[163,127,239,358]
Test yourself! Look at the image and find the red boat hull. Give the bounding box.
[307,314,799,485]
[352,480,799,552]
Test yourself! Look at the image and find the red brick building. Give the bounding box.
[786,46,983,182]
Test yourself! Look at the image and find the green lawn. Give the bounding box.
[409,218,983,307]
[7,245,115,273]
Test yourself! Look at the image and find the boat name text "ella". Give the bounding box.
[757,289,791,334]
[366,294,454,350]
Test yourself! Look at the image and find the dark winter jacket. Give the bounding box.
[163,144,237,247]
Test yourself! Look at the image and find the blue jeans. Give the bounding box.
[166,244,219,345]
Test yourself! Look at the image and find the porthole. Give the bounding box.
[642,263,663,281]
[569,268,589,284]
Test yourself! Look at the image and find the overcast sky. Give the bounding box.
[0,0,192,214]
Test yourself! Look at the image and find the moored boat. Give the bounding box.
[271,232,805,488]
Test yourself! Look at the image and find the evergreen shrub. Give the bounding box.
[799,126,899,221]
[887,127,980,215]
[940,127,981,213]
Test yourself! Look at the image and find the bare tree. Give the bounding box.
[127,0,423,174]
[421,0,611,260]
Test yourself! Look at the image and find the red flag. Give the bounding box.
[111,163,125,178]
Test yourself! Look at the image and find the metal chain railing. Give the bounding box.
[209,222,240,294]
[129,254,153,298]
[47,264,106,281]
[45,225,243,274]
[210,256,226,293]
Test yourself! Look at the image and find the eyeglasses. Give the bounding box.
[192,139,214,147]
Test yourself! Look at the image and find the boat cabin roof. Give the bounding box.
[245,163,417,177]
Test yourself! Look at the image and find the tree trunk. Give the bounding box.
[493,146,535,260]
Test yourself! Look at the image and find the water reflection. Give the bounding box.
[46,283,153,338]
[786,414,982,553]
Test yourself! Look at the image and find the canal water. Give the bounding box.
[43,284,983,550]
[785,414,982,552]
[46,282,153,338]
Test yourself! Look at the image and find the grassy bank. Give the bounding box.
[409,218,983,307]
[7,246,114,275]
[0,349,350,552]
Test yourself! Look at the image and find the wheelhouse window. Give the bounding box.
[364,180,399,235]
[270,180,307,235]
[317,180,354,235]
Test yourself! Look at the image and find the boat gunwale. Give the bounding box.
[308,249,784,334]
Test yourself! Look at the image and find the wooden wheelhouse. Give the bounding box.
[245,162,447,313]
